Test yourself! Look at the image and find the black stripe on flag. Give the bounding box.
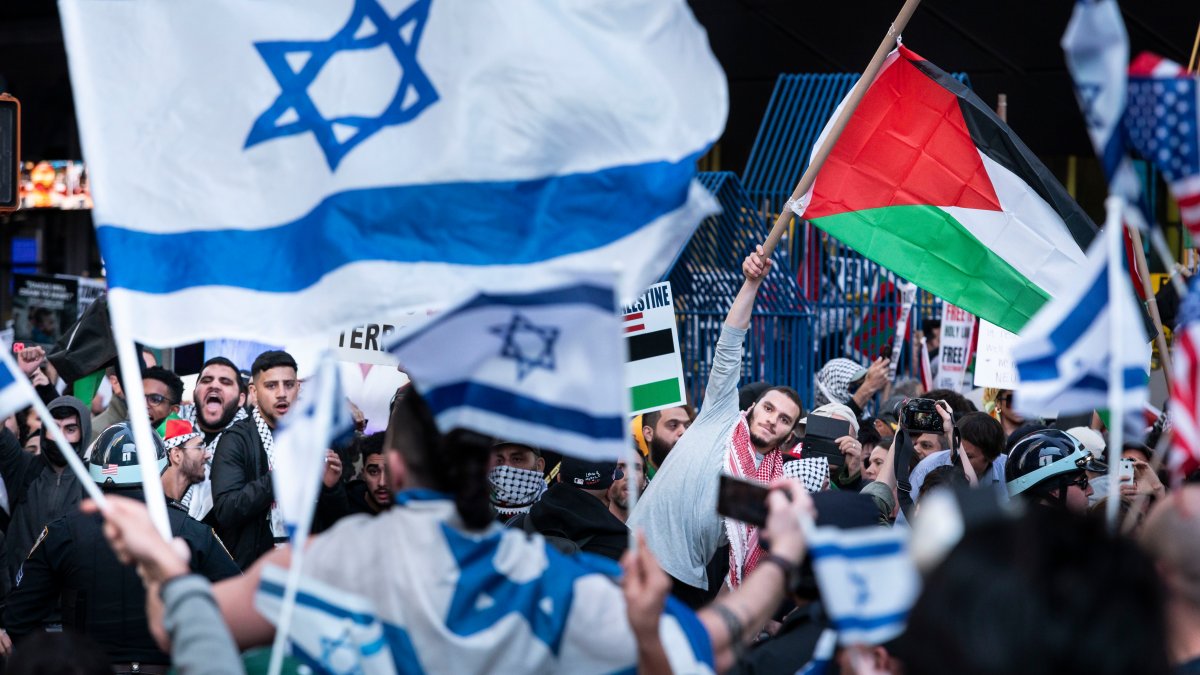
[626,329,674,362]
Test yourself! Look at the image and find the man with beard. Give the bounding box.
[161,420,209,505]
[629,247,804,608]
[177,357,247,521]
[608,455,646,523]
[210,350,348,569]
[0,396,91,602]
[639,406,693,480]
[347,433,392,515]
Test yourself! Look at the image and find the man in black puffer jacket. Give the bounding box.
[526,457,628,561]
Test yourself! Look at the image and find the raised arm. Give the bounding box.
[725,246,771,330]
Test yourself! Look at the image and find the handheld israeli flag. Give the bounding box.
[58,0,727,347]
[271,351,355,538]
[388,278,626,461]
[807,525,920,646]
[0,351,34,419]
[1011,220,1150,417]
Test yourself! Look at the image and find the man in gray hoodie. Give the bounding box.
[0,396,92,595]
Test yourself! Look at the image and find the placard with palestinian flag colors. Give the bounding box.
[795,46,1098,335]
[623,282,687,415]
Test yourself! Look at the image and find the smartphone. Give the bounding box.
[803,415,852,468]
[1119,457,1136,486]
[717,475,771,528]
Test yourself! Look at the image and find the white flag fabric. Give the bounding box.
[270,351,354,535]
[807,525,920,646]
[59,0,726,346]
[0,351,36,419]
[388,279,626,461]
[1011,226,1149,417]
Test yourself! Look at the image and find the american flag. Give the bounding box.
[1169,275,1200,485]
[100,464,119,476]
[1124,53,1200,235]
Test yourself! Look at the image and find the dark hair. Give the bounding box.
[384,391,492,529]
[143,366,184,405]
[754,386,806,425]
[641,404,696,431]
[858,417,882,447]
[957,412,1005,461]
[251,350,298,378]
[919,465,968,502]
[50,406,78,421]
[359,431,386,462]
[901,509,1168,675]
[201,356,248,396]
[924,388,975,414]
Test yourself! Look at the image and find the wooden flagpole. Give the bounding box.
[760,0,923,257]
[1127,226,1173,388]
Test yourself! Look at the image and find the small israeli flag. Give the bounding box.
[388,278,626,461]
[807,525,920,646]
[1011,221,1150,417]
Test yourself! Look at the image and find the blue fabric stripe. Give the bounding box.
[808,541,904,560]
[0,363,14,389]
[831,610,908,632]
[424,381,625,440]
[393,489,452,505]
[95,154,700,295]
[259,578,378,625]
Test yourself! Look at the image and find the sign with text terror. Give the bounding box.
[623,282,686,415]
[934,304,976,392]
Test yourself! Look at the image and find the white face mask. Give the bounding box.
[1087,473,1109,507]
[488,465,546,514]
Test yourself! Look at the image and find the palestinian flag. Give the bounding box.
[799,46,1097,334]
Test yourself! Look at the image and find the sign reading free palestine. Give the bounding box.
[622,282,687,415]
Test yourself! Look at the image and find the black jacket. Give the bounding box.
[210,415,349,569]
[346,480,384,516]
[0,396,92,594]
[2,496,240,665]
[527,483,628,561]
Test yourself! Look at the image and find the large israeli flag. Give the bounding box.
[59,0,727,346]
[388,278,625,461]
[0,351,35,419]
[807,525,919,646]
[1011,225,1150,417]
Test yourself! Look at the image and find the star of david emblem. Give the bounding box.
[244,0,439,170]
[319,626,364,675]
[490,313,560,381]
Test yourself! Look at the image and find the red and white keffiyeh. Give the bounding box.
[724,412,783,589]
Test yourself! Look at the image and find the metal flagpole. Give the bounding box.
[1105,196,1126,532]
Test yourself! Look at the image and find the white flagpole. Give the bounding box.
[1104,196,1126,532]
[106,294,173,541]
[0,350,105,506]
[268,355,337,675]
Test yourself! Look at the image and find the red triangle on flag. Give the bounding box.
[808,47,1003,218]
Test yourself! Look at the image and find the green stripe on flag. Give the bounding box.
[811,205,1050,333]
[631,378,682,412]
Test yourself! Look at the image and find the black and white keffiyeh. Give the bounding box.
[814,358,864,407]
[178,403,248,520]
[784,457,830,494]
[488,466,547,517]
[252,406,287,539]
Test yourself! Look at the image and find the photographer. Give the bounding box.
[908,408,1008,502]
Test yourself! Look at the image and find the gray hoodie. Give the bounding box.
[0,395,91,593]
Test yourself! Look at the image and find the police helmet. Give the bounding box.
[1005,429,1092,501]
[86,422,167,486]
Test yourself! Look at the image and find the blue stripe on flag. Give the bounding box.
[95,155,699,295]
[423,381,625,440]
[831,610,910,632]
[807,541,904,560]
[457,285,615,313]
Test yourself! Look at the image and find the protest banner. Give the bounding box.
[973,319,1020,389]
[623,282,687,415]
[935,304,976,392]
[12,274,79,347]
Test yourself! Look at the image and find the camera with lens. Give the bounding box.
[895,398,944,434]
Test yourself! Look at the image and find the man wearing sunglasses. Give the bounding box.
[1005,428,1094,513]
[142,366,184,432]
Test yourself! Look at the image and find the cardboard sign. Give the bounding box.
[973,319,1020,389]
[12,274,79,347]
[623,282,686,415]
[934,304,976,392]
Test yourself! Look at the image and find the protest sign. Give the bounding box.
[623,282,686,415]
[935,304,976,392]
[12,274,79,347]
[973,319,1019,389]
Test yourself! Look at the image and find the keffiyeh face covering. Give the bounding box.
[488,465,547,516]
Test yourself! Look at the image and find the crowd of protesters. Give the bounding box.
[0,247,1193,674]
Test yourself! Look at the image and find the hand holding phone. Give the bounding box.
[716,475,772,528]
[1118,457,1136,486]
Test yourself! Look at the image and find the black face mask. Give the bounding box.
[41,435,66,468]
